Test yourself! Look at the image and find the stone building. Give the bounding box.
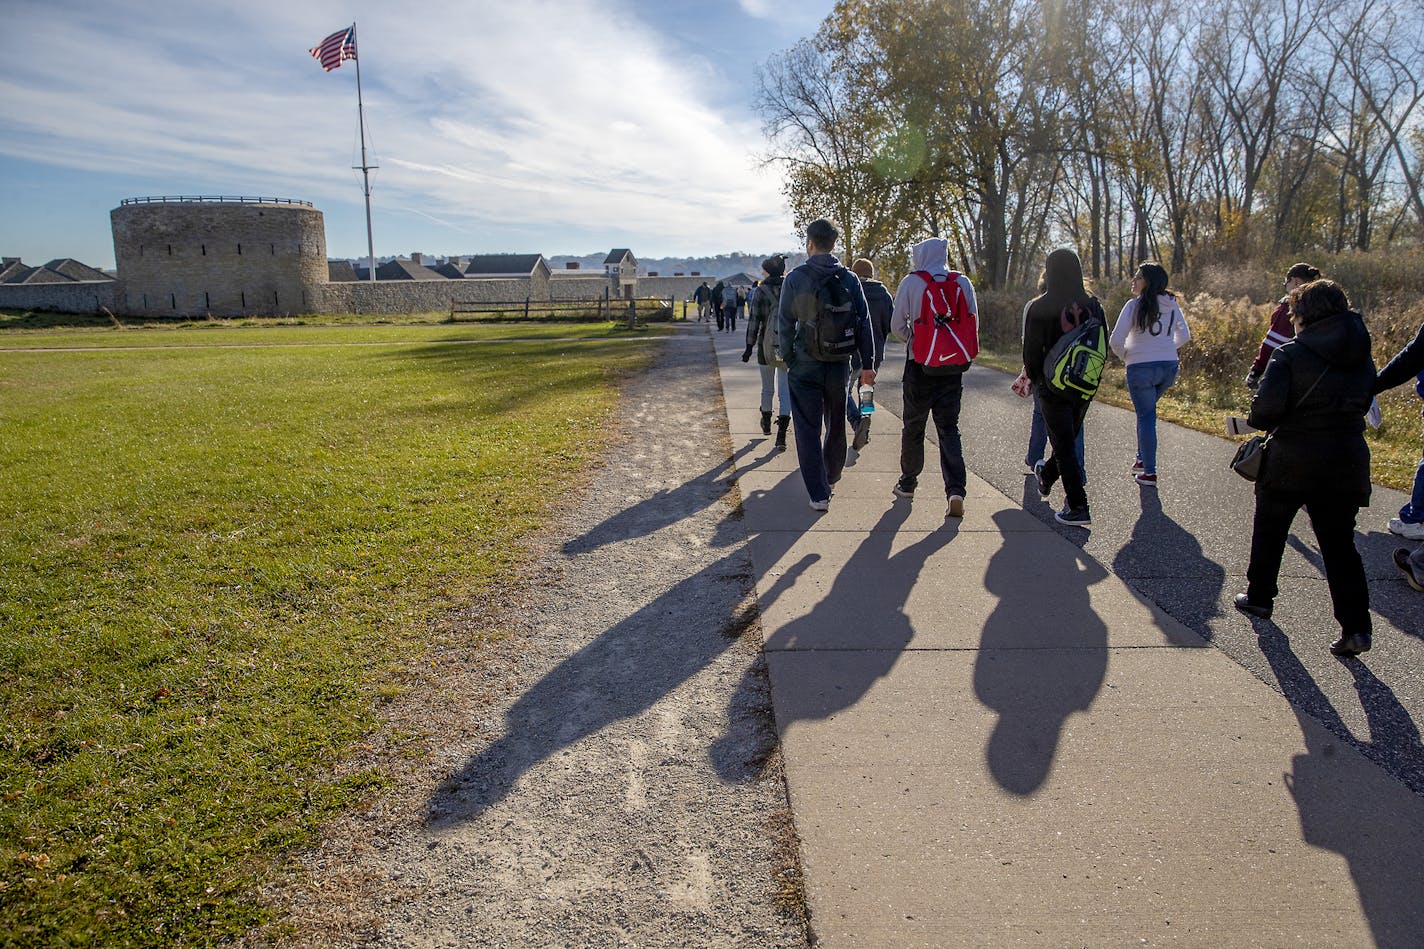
[110,196,327,316]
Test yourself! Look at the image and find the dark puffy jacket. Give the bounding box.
[860,279,894,369]
[776,253,873,371]
[1248,310,1376,505]
[1373,320,1424,396]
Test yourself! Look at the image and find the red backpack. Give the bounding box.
[910,271,978,374]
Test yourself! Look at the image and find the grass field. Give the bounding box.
[0,321,659,945]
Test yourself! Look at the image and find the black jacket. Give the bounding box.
[1373,321,1424,394]
[776,254,873,371]
[1021,292,1105,390]
[860,278,893,369]
[1248,310,1376,504]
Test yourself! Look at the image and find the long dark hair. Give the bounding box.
[1133,262,1172,333]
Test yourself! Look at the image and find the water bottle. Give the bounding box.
[859,385,875,415]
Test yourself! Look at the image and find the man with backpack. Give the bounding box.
[723,281,741,333]
[711,279,726,331]
[777,219,876,511]
[1022,248,1107,527]
[889,238,979,519]
[847,258,894,450]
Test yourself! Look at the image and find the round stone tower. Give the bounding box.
[110,196,327,317]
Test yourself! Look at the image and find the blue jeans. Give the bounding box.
[1126,361,1179,475]
[788,359,851,502]
[1399,418,1424,523]
[1026,391,1084,479]
[759,363,790,416]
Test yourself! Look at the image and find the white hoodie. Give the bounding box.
[891,237,978,341]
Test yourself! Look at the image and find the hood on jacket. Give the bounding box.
[911,238,949,275]
[1044,248,1084,298]
[802,252,843,278]
[1295,310,1373,368]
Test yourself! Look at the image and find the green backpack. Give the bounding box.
[1043,297,1108,400]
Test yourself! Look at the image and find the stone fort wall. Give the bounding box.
[0,281,117,313]
[111,198,327,317]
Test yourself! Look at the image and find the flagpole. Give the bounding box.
[351,22,378,281]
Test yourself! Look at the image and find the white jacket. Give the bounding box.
[1110,294,1191,365]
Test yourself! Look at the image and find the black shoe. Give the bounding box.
[1233,593,1272,620]
[1393,548,1424,592]
[760,410,772,435]
[892,477,915,499]
[1033,460,1051,498]
[774,416,790,451]
[1330,631,1372,657]
[1054,505,1091,527]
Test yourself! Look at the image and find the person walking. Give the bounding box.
[777,219,875,511]
[743,256,791,448]
[1246,262,1320,390]
[847,257,894,450]
[1371,317,1424,584]
[693,281,711,322]
[1022,248,1105,527]
[1109,262,1192,488]
[721,281,740,333]
[889,237,978,518]
[1233,279,1376,657]
[711,279,726,331]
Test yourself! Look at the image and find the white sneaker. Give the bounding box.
[946,495,965,518]
[809,498,830,512]
[1388,517,1424,539]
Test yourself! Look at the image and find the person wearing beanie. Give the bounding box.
[742,255,791,446]
[846,258,894,450]
[1245,262,1320,390]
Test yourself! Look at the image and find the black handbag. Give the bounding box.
[1230,435,1270,481]
[1229,366,1329,482]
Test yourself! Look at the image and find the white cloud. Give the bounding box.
[739,0,777,18]
[0,0,798,257]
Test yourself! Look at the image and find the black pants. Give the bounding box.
[1247,488,1371,635]
[899,361,966,497]
[788,358,851,502]
[715,307,726,331]
[1038,391,1090,510]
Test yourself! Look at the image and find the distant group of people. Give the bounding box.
[720,218,1424,659]
[693,279,753,333]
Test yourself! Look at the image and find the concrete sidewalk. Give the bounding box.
[710,328,1424,946]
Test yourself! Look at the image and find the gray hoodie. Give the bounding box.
[891,237,978,343]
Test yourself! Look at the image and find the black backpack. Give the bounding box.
[796,268,859,362]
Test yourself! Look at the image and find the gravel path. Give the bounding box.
[254,327,808,947]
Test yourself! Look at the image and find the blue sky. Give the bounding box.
[0,0,833,269]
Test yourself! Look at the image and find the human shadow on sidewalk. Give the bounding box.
[1256,628,1424,945]
[977,509,1109,796]
[725,503,955,753]
[1294,532,1424,645]
[560,442,774,555]
[428,528,809,826]
[1112,485,1224,642]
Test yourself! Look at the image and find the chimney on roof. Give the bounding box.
[566,262,580,270]
[648,272,659,277]
[2,257,19,266]
[674,272,684,276]
[690,271,700,276]
[410,252,423,265]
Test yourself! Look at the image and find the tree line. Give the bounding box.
[756,0,1424,288]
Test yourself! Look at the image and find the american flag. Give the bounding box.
[309,26,357,72]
